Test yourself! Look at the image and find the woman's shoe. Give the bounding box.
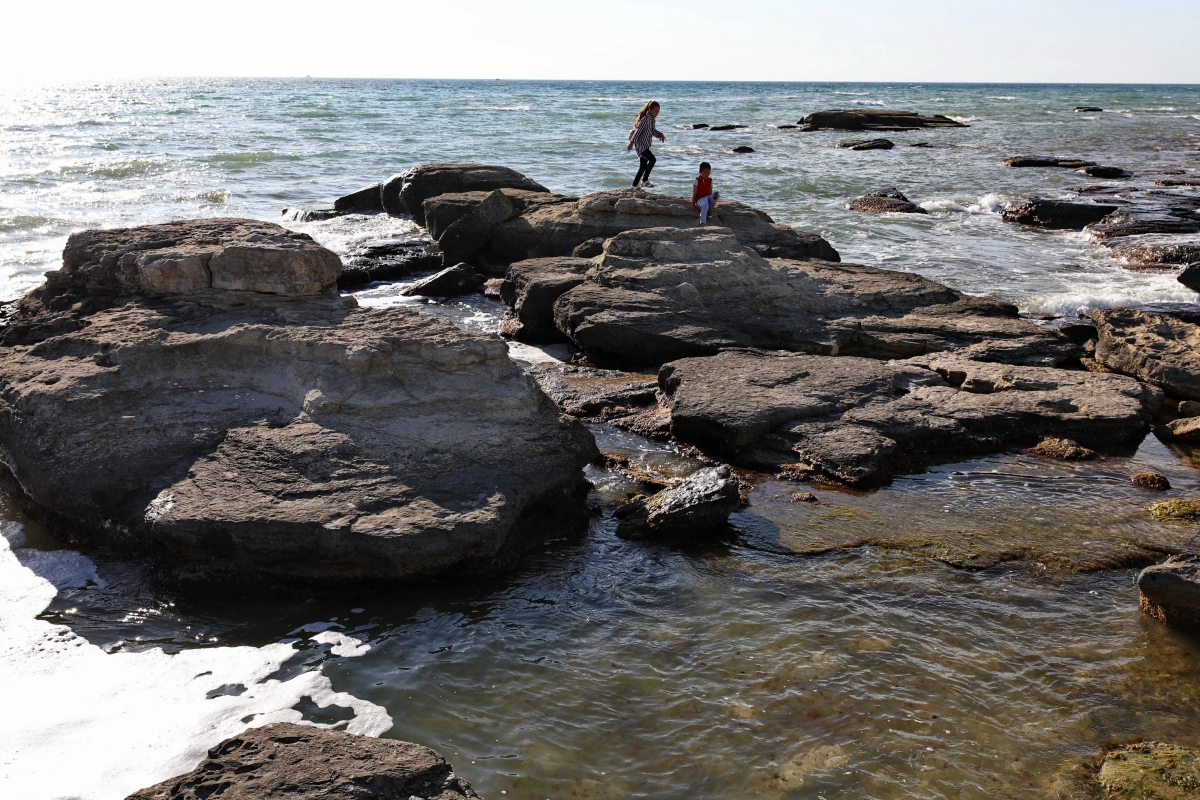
[641,181,654,188]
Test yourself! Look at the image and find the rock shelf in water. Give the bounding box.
[798,110,968,131]
[126,723,480,800]
[509,227,1075,368]
[0,218,597,584]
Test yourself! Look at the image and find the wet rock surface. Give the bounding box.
[526,362,658,418]
[338,239,442,290]
[333,183,385,213]
[1077,165,1129,179]
[1091,307,1200,400]
[549,227,1075,369]
[0,220,598,585]
[837,138,895,151]
[1139,556,1200,633]
[1179,262,1200,291]
[799,110,968,131]
[849,189,928,215]
[658,350,1159,486]
[125,723,480,800]
[1000,198,1118,230]
[615,466,741,539]
[1110,239,1200,269]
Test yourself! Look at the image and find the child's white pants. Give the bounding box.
[697,193,719,224]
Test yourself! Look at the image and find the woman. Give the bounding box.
[627,101,666,188]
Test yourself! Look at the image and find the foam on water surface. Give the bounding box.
[0,531,392,800]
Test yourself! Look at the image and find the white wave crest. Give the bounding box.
[948,116,979,123]
[988,96,1018,101]
[0,529,392,800]
[920,192,1008,214]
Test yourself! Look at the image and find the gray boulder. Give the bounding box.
[1001,198,1118,230]
[799,110,968,131]
[490,189,840,263]
[499,256,591,343]
[0,220,597,585]
[837,138,895,151]
[615,466,741,539]
[548,227,1075,369]
[1138,556,1200,633]
[380,163,549,223]
[850,189,927,214]
[54,219,341,299]
[658,350,1160,486]
[423,188,565,240]
[437,189,521,266]
[125,723,479,800]
[401,263,483,298]
[526,362,659,418]
[1091,307,1200,400]
[333,183,384,212]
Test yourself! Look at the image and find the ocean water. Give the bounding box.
[3,80,1200,800]
[3,80,1199,312]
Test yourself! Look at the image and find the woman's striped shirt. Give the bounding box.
[630,114,657,155]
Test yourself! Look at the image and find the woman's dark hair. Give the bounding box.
[699,162,711,171]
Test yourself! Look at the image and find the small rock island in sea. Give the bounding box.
[4,163,1200,798]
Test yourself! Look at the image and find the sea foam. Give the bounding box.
[0,528,393,800]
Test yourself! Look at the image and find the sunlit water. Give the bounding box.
[3,80,1200,799]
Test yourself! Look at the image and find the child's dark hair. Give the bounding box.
[699,161,711,171]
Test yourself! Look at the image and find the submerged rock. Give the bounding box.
[401,263,483,297]
[849,189,927,215]
[1139,556,1200,635]
[1086,208,1200,240]
[1132,471,1171,491]
[1003,156,1097,168]
[732,146,755,153]
[338,240,443,289]
[837,138,895,151]
[1091,307,1200,400]
[1110,240,1200,269]
[799,110,968,131]
[658,350,1159,486]
[0,219,598,585]
[1150,500,1200,523]
[615,466,741,539]
[709,124,747,131]
[1074,106,1103,112]
[1028,438,1096,460]
[1000,198,1117,230]
[125,723,479,800]
[548,227,1074,369]
[1096,742,1200,800]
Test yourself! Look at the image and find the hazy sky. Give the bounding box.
[4,0,1197,84]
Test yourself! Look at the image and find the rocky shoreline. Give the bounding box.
[4,155,1200,799]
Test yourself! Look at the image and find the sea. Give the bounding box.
[2,80,1200,800]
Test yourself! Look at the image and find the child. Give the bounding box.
[692,162,719,225]
[627,101,666,188]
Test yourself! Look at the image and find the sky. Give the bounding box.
[2,0,1197,85]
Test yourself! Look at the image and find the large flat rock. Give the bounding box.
[546,227,1076,369]
[1092,307,1200,400]
[658,350,1159,486]
[0,221,597,584]
[126,723,479,800]
[490,189,839,263]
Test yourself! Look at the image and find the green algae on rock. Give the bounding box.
[1151,500,1200,523]
[1098,743,1200,799]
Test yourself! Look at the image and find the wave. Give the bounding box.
[58,159,165,179]
[850,100,889,107]
[0,215,68,233]
[920,192,1008,214]
[467,105,531,112]
[200,151,302,166]
[988,96,1018,101]
[948,116,979,123]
